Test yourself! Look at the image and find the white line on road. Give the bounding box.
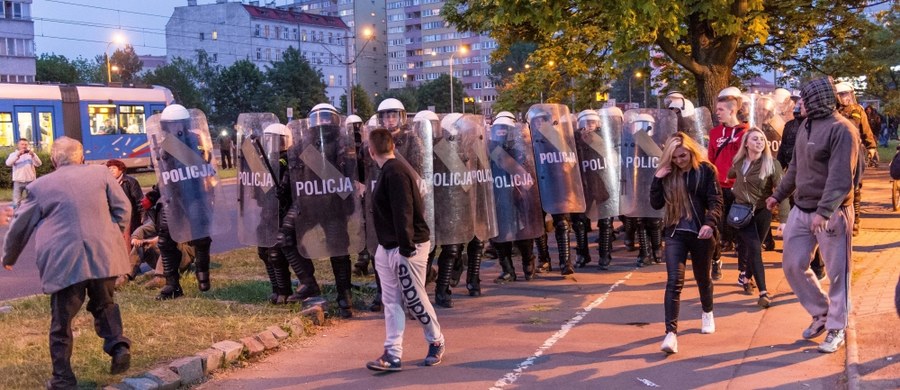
[489,273,633,389]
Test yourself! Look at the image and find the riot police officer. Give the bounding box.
[835,82,877,236]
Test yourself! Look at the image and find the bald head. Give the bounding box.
[51,137,84,167]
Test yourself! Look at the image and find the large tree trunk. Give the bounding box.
[695,65,732,110]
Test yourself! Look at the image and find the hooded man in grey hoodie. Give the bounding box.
[766,77,859,354]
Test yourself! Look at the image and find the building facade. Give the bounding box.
[166,1,349,107]
[0,0,35,83]
[385,0,498,115]
[283,0,387,107]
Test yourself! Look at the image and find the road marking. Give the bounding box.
[637,377,661,387]
[490,273,632,389]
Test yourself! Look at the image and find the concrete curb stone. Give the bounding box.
[195,348,225,375]
[121,377,159,390]
[240,336,266,357]
[143,367,181,390]
[167,356,204,385]
[211,340,244,363]
[256,330,280,350]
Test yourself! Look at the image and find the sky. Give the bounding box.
[32,0,297,59]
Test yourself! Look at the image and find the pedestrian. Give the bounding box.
[106,159,145,287]
[366,127,445,371]
[650,132,723,354]
[727,128,790,307]
[218,130,234,169]
[766,76,859,354]
[2,137,132,389]
[5,138,43,208]
[834,82,875,236]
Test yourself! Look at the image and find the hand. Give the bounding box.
[3,265,12,271]
[765,196,779,211]
[698,225,714,239]
[810,214,829,234]
[655,165,672,178]
[131,238,143,247]
[0,207,12,227]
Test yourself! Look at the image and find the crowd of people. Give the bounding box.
[0,75,879,386]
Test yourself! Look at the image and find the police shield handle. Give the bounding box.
[239,139,273,194]
[298,144,353,200]
[634,131,663,158]
[433,138,473,193]
[490,146,534,191]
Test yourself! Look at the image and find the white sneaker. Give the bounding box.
[660,332,678,354]
[701,311,716,334]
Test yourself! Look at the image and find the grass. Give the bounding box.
[0,247,376,389]
[877,139,898,164]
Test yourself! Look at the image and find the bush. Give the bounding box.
[0,146,54,189]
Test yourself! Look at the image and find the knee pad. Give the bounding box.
[554,218,570,232]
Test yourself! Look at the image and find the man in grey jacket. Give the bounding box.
[766,77,859,354]
[3,137,133,389]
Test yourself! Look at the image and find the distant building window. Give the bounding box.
[256,48,262,60]
[212,31,218,40]
[292,28,297,40]
[264,25,270,38]
[328,32,334,44]
[199,32,205,41]
[212,53,218,62]
[301,30,307,41]
[255,24,261,37]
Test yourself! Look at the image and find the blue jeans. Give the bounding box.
[12,181,30,208]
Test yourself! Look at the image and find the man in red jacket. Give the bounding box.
[708,95,749,282]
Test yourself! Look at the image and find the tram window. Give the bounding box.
[88,104,118,135]
[0,112,13,147]
[118,105,145,134]
[16,112,32,143]
[39,112,53,150]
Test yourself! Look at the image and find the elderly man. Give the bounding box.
[3,137,132,389]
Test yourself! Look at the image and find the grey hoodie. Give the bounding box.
[772,77,859,218]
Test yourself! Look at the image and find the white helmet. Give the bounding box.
[263,123,292,151]
[834,82,854,94]
[756,96,775,112]
[346,114,363,124]
[441,113,464,136]
[632,113,655,135]
[493,117,516,127]
[495,111,516,122]
[161,104,190,121]
[413,110,439,122]
[600,106,624,118]
[490,116,516,141]
[367,114,378,127]
[668,97,696,117]
[773,88,792,104]
[718,86,742,98]
[377,98,406,128]
[577,109,600,130]
[309,103,340,128]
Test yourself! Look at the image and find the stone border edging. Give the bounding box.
[846,314,860,389]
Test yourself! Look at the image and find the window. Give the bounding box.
[292,28,297,40]
[266,48,271,60]
[0,112,13,147]
[88,105,118,135]
[212,31,218,40]
[328,32,334,44]
[264,25,270,38]
[2,1,29,20]
[199,32,205,41]
[283,28,289,40]
[212,53,217,62]
[255,24,261,37]
[275,26,281,39]
[301,30,307,41]
[256,48,262,60]
[116,105,145,134]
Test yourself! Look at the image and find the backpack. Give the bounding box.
[890,148,900,180]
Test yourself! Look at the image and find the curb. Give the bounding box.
[105,301,327,390]
[846,305,861,390]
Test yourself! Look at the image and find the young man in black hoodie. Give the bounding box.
[366,128,445,371]
[767,77,859,354]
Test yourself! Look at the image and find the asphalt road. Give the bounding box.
[0,182,241,301]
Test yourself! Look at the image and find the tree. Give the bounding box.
[444,0,881,109]
[35,54,79,84]
[415,74,468,113]
[71,56,102,83]
[377,87,420,113]
[142,57,208,113]
[265,46,328,122]
[488,42,537,88]
[210,60,268,125]
[339,84,375,119]
[106,44,143,84]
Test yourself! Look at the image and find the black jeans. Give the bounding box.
[49,278,130,389]
[664,231,715,334]
[715,188,737,261]
[736,208,772,293]
[220,149,233,169]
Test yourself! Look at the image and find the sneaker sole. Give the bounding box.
[661,345,677,354]
[366,364,401,372]
[818,340,845,353]
[803,325,827,340]
[424,359,442,367]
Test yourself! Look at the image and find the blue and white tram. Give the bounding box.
[0,83,174,168]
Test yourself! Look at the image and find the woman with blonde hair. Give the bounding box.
[650,133,723,353]
[728,128,790,308]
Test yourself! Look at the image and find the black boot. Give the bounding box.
[435,244,459,308]
[597,219,613,270]
[635,219,653,267]
[330,256,353,318]
[192,237,212,292]
[555,218,575,275]
[516,239,536,280]
[353,250,370,276]
[573,217,592,268]
[493,242,516,284]
[466,239,484,296]
[259,247,281,303]
[156,230,183,300]
[450,245,466,288]
[369,268,384,312]
[763,228,776,251]
[279,207,322,303]
[426,250,437,285]
[536,234,552,273]
[646,219,662,264]
[624,217,637,251]
[271,251,292,305]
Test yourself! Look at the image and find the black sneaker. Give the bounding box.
[424,342,445,366]
[366,350,402,372]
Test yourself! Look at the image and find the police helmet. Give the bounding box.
[309,103,340,128]
[495,111,516,122]
[263,123,292,152]
[668,98,696,117]
[718,87,742,99]
[346,115,363,124]
[773,88,792,105]
[490,116,516,141]
[577,109,601,130]
[632,113,656,135]
[377,98,407,128]
[441,113,464,136]
[161,104,190,121]
[834,82,854,94]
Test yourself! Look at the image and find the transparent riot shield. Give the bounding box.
[147,109,222,243]
[678,107,713,158]
[235,113,281,247]
[527,104,586,215]
[462,114,498,242]
[489,121,543,243]
[576,107,622,220]
[754,96,783,155]
[432,113,478,246]
[287,119,365,259]
[620,109,677,218]
[407,112,437,245]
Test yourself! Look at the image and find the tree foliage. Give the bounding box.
[265,47,329,122]
[105,44,144,84]
[141,57,208,113]
[444,0,882,110]
[35,54,78,84]
[210,60,269,125]
[339,84,375,119]
[415,74,467,113]
[71,56,101,84]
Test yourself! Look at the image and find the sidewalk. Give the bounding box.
[194,168,899,389]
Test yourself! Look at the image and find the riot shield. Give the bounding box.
[620,109,677,218]
[527,104,586,215]
[463,114,498,242]
[678,107,713,157]
[287,118,365,259]
[407,111,437,245]
[235,113,282,247]
[360,122,381,253]
[431,113,479,246]
[576,107,622,220]
[147,108,221,243]
[754,96,783,154]
[489,120,543,243]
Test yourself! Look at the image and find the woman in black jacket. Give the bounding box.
[650,133,723,354]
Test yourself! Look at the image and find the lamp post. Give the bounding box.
[344,28,373,116]
[449,45,468,113]
[105,33,126,84]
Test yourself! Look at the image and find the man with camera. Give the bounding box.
[5,138,43,208]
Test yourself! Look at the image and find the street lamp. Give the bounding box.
[344,27,373,115]
[106,33,126,84]
[449,45,468,113]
